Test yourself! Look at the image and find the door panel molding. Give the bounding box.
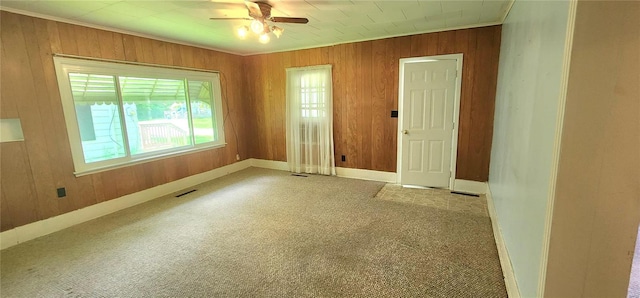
[396,54,463,189]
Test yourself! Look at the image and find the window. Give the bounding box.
[285,65,335,175]
[54,57,225,175]
[300,73,328,118]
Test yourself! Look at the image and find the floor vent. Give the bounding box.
[450,191,480,197]
[176,189,197,197]
[291,174,308,177]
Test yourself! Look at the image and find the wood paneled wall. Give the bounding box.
[245,26,502,181]
[0,11,249,231]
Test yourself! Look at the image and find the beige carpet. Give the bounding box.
[1,168,507,297]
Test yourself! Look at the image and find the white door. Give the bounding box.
[400,59,458,188]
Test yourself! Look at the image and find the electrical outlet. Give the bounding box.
[56,187,66,198]
[236,154,240,161]
[341,155,346,162]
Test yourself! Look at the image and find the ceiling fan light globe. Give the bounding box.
[237,26,249,39]
[272,26,283,38]
[250,19,264,34]
[259,33,270,44]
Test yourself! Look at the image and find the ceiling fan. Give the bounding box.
[210,1,309,43]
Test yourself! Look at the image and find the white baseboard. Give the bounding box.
[250,159,289,171]
[335,167,396,183]
[453,179,487,194]
[0,159,252,250]
[486,183,521,298]
[249,159,397,183]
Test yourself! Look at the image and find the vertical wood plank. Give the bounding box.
[122,34,138,62]
[112,167,139,198]
[45,20,62,54]
[1,187,15,231]
[74,25,101,57]
[20,17,66,218]
[437,30,456,54]
[346,43,358,169]
[48,21,92,213]
[56,22,80,55]
[96,30,117,60]
[390,36,412,171]
[383,38,397,172]
[100,170,119,201]
[174,155,191,180]
[91,175,106,203]
[2,13,60,219]
[41,19,85,214]
[360,41,373,169]
[477,26,500,180]
[371,39,387,171]
[133,164,151,191]
[0,143,39,227]
[272,53,286,161]
[332,45,344,166]
[456,28,478,179]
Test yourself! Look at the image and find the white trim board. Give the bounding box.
[335,167,396,183]
[0,159,252,250]
[248,159,485,188]
[486,183,521,298]
[452,179,487,194]
[250,159,289,171]
[537,0,578,294]
[249,159,397,183]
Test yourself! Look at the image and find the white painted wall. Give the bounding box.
[489,1,572,297]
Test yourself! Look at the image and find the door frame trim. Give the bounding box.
[396,53,464,189]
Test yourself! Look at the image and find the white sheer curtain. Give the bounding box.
[286,65,336,175]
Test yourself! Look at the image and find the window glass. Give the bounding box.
[119,76,192,155]
[300,73,326,118]
[188,80,216,144]
[69,73,126,163]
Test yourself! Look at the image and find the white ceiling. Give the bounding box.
[0,0,512,55]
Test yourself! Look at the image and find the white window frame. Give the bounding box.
[53,56,226,176]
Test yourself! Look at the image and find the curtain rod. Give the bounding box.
[52,53,220,75]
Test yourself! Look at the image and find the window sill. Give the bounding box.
[73,143,227,177]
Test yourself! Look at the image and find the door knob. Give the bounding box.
[402,130,408,134]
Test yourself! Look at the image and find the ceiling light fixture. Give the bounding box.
[211,1,307,45]
[237,19,284,44]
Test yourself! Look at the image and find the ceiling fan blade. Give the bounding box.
[209,17,253,20]
[245,1,262,18]
[271,17,309,24]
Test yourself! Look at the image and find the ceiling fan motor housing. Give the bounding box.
[258,2,272,19]
[247,1,272,20]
